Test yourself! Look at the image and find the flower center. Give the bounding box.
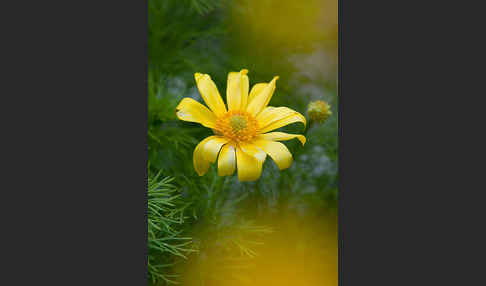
[215,110,259,142]
[230,115,247,132]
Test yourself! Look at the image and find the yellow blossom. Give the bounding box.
[176,69,306,181]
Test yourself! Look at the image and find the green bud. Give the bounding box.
[307,100,332,123]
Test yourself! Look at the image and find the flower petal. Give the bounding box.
[236,146,263,181]
[238,142,267,163]
[194,73,227,117]
[247,83,267,105]
[257,132,306,146]
[256,106,306,133]
[193,136,215,176]
[202,136,230,163]
[259,113,306,134]
[253,139,293,170]
[218,144,236,176]
[240,73,249,108]
[226,69,249,111]
[246,76,279,116]
[176,97,217,128]
[256,106,299,128]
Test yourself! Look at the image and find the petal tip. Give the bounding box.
[194,73,204,82]
[238,176,259,182]
[278,165,290,171]
[175,111,185,119]
[300,136,307,146]
[175,97,190,111]
[255,152,266,162]
[279,155,293,170]
[300,114,307,127]
[240,69,249,75]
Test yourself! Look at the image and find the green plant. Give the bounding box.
[147,173,193,284]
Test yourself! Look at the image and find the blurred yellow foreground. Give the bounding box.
[180,213,337,286]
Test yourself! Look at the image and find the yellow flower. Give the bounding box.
[176,69,306,181]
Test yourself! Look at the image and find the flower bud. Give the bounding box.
[307,100,332,123]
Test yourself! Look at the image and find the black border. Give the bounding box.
[3,1,148,284]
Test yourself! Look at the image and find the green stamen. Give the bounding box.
[230,115,247,132]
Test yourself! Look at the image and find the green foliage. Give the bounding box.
[187,0,224,14]
[148,173,193,284]
[148,0,226,77]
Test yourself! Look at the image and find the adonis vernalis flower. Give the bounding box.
[176,69,306,181]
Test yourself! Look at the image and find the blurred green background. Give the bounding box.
[148,0,338,285]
